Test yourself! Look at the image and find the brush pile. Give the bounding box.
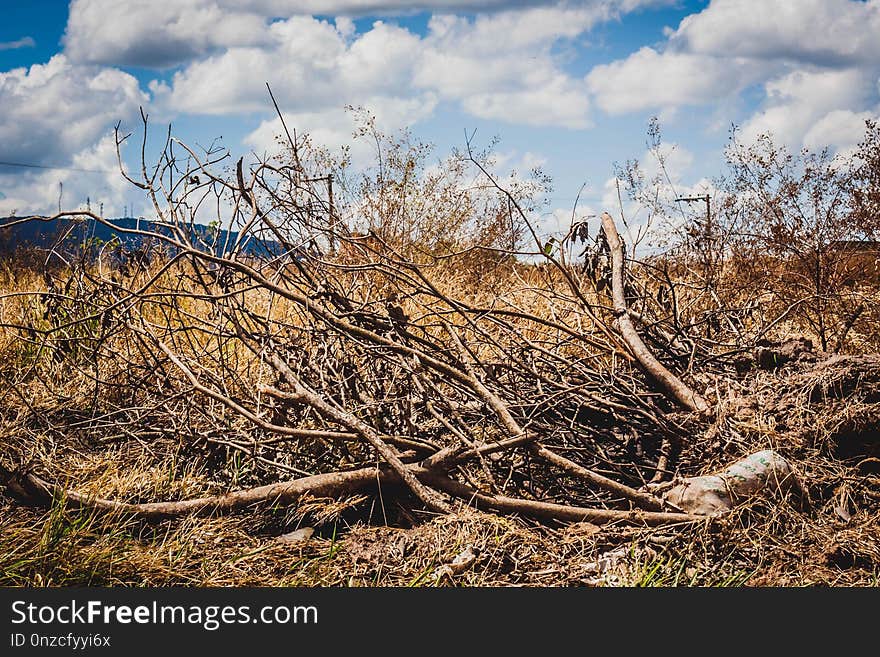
[0,121,877,585]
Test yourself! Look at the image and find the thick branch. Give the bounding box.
[600,212,710,414]
[1,463,380,520]
[421,471,701,526]
[2,463,698,526]
[532,445,667,511]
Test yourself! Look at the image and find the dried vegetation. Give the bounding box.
[0,113,878,586]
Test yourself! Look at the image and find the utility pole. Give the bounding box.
[326,174,336,255]
[58,181,63,213]
[327,174,334,221]
[675,194,712,245]
[303,173,336,255]
[676,193,715,283]
[675,194,710,229]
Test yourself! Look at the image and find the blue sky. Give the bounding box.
[1,0,878,239]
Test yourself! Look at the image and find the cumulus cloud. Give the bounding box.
[585,0,880,151]
[151,6,601,131]
[669,0,880,67]
[244,95,438,168]
[587,48,765,115]
[414,7,601,127]
[65,0,670,132]
[233,0,588,13]
[739,68,875,147]
[424,3,610,53]
[64,0,270,68]
[64,0,664,67]
[8,1,653,215]
[150,17,436,129]
[0,54,147,166]
[803,109,878,153]
[150,17,352,114]
[0,55,148,216]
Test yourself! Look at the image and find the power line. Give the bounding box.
[0,160,115,175]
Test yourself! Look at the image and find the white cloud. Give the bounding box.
[425,4,610,54]
[152,18,424,115]
[739,68,875,148]
[64,0,665,68]
[460,81,590,129]
[670,0,880,67]
[65,0,675,134]
[250,0,588,11]
[587,47,765,114]
[0,55,147,166]
[64,0,270,67]
[0,36,35,51]
[0,133,137,217]
[5,1,660,215]
[0,55,148,216]
[151,5,601,133]
[803,109,878,152]
[413,8,600,127]
[585,0,880,153]
[244,96,438,168]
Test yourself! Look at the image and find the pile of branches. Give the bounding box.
[0,119,808,530]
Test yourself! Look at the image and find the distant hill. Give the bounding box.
[0,215,286,259]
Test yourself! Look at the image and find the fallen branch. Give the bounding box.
[421,471,702,526]
[532,444,667,511]
[438,325,664,510]
[1,462,698,526]
[0,463,382,520]
[600,212,710,414]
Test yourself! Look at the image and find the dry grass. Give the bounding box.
[0,252,878,588]
[5,495,876,587]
